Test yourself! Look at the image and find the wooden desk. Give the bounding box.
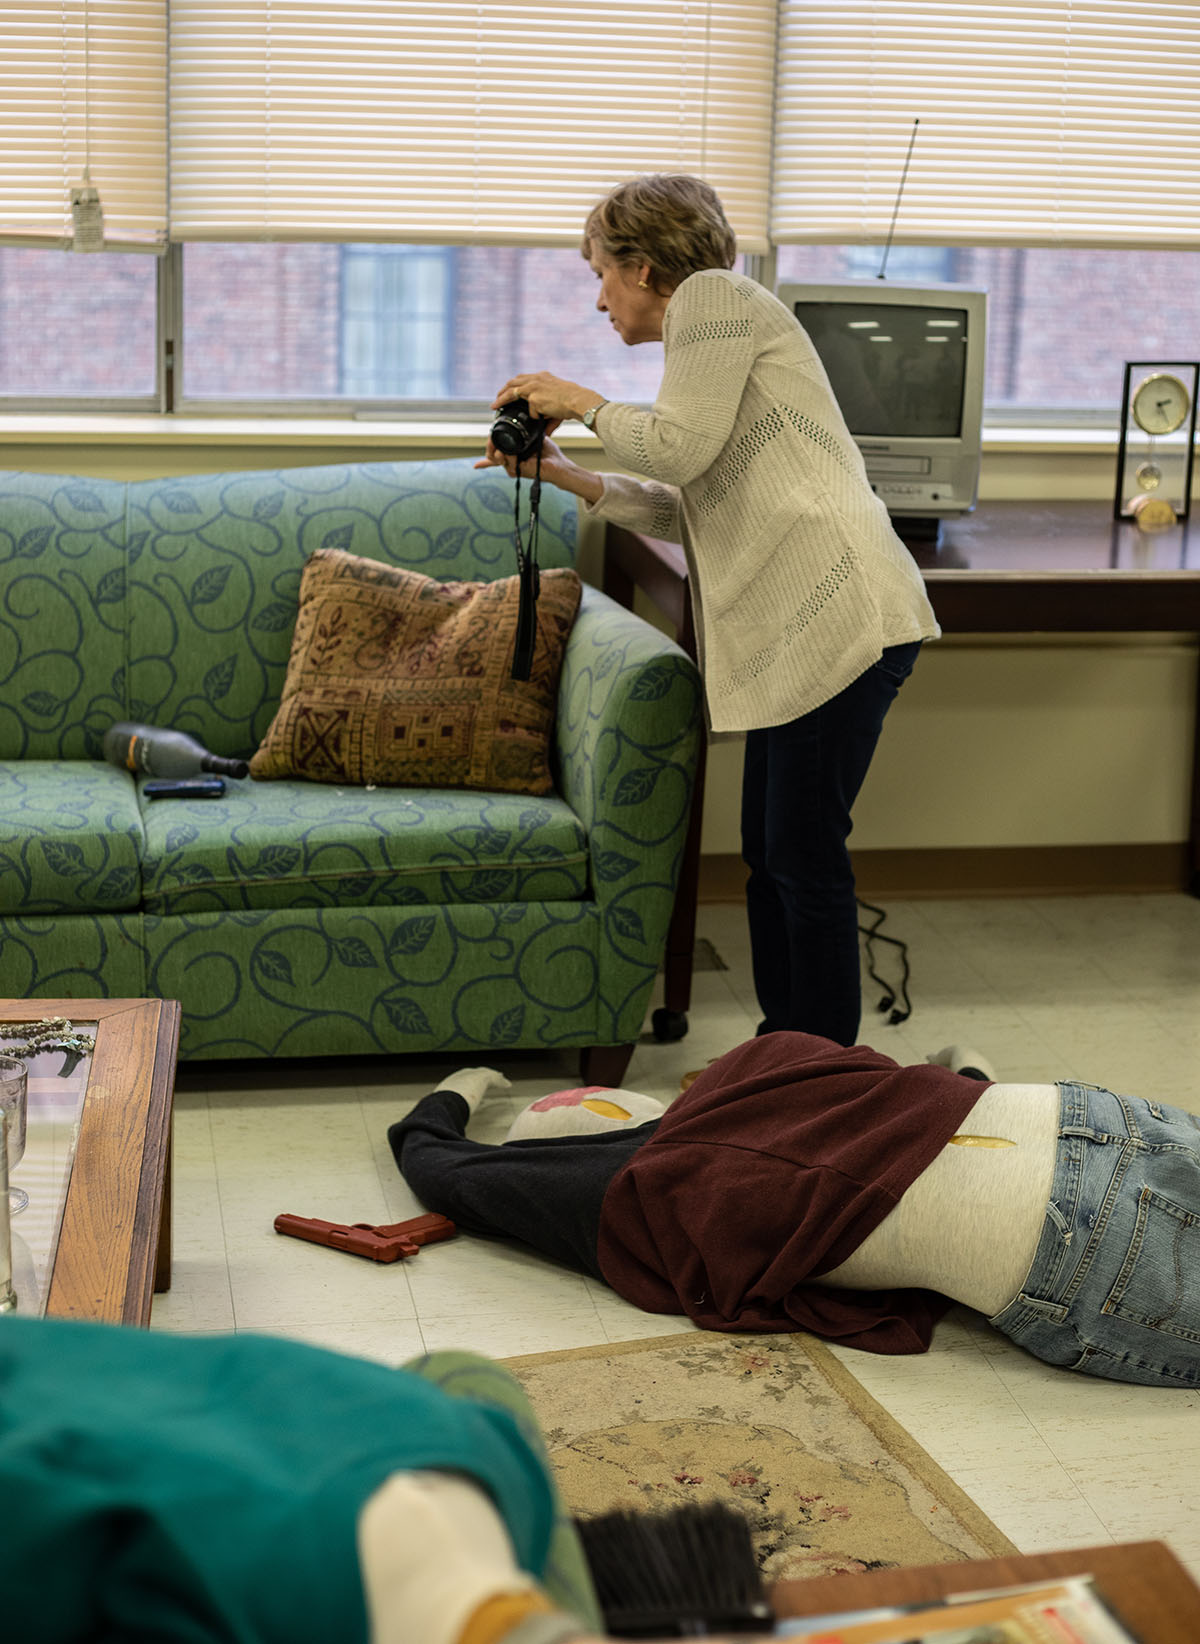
[605,503,1200,1023]
[908,499,1200,631]
[771,1538,1200,1644]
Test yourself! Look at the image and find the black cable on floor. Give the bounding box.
[857,898,912,1024]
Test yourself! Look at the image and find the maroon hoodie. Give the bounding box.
[596,1032,991,1353]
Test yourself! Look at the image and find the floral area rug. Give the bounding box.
[504,1332,1015,1584]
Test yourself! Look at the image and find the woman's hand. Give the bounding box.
[493,370,602,423]
[475,432,568,481]
[474,434,605,506]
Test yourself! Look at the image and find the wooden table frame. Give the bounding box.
[605,503,1200,1023]
[771,1539,1200,1643]
[1,997,179,1325]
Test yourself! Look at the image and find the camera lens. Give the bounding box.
[490,397,546,461]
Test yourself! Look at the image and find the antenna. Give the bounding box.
[877,118,920,280]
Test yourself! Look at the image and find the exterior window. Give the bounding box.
[181,244,342,401]
[0,248,157,402]
[843,246,956,283]
[176,243,665,407]
[776,244,1200,417]
[4,239,1199,422]
[340,246,453,398]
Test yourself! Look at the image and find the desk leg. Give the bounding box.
[602,557,635,612]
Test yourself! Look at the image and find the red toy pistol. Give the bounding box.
[273,1210,456,1263]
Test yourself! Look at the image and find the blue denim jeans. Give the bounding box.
[741,641,921,1046]
[990,1082,1200,1386]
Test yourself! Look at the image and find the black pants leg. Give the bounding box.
[388,1092,657,1281]
[741,641,921,1046]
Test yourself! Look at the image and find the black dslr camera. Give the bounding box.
[490,397,548,462]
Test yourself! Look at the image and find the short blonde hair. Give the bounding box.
[581,174,737,295]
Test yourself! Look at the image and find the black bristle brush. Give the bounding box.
[575,1499,774,1637]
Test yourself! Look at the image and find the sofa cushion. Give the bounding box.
[248,551,581,796]
[0,762,144,914]
[138,777,590,915]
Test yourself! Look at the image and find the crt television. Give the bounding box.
[776,279,988,535]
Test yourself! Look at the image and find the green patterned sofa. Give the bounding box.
[0,459,702,1081]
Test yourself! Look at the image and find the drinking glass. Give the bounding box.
[0,1055,28,1214]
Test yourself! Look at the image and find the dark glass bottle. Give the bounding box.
[103,721,250,780]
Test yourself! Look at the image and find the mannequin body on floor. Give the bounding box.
[822,1076,1058,1315]
[390,1034,1200,1387]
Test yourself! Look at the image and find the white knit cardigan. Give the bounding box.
[586,269,941,733]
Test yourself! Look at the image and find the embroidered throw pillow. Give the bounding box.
[249,549,582,795]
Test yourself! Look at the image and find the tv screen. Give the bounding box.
[792,299,968,440]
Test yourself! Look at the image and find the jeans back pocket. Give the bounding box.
[1105,1185,1200,1346]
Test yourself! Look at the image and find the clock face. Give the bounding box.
[1131,372,1191,435]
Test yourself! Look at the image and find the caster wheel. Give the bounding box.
[651,1007,689,1043]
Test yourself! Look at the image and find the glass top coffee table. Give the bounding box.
[2,998,179,1325]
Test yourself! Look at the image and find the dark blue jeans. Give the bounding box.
[741,641,921,1046]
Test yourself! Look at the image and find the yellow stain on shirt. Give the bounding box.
[949,1133,1015,1148]
[582,1098,632,1120]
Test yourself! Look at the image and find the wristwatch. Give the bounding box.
[581,399,607,430]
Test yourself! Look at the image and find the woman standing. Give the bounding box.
[478,174,939,1047]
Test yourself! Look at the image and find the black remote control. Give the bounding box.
[143,777,227,800]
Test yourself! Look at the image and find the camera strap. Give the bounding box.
[510,443,542,681]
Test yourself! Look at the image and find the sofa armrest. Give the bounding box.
[555,585,703,928]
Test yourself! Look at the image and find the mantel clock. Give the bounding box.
[1114,361,1199,530]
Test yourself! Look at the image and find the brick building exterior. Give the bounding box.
[2,240,1199,414]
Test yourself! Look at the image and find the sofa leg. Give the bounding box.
[579,1043,636,1088]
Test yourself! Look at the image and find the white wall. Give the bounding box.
[697,636,1196,856]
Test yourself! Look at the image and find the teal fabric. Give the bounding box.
[404,1349,604,1633]
[0,760,144,913]
[0,460,702,1065]
[138,779,589,914]
[0,1317,566,1644]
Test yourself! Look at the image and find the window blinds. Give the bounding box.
[167,1,777,252]
[7,4,1194,258]
[0,2,167,250]
[773,1,1200,250]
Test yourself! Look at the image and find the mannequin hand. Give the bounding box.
[435,1066,512,1114]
